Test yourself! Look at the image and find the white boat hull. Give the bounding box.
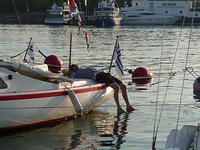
[121,15,179,25]
[0,65,113,131]
[44,18,70,25]
[0,86,113,130]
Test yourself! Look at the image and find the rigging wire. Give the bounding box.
[10,0,35,61]
[152,2,189,149]
[152,4,169,149]
[11,0,21,25]
[174,0,197,145]
[152,25,164,150]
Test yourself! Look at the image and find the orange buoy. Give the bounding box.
[132,67,153,85]
[44,55,63,73]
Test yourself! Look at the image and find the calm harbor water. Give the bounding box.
[1,24,200,149]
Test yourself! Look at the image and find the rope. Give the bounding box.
[10,49,27,58]
[150,69,185,86]
[150,67,198,87]
[152,2,189,148]
[174,0,197,145]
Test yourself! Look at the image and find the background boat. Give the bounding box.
[0,59,113,131]
[120,0,200,25]
[92,0,121,27]
[120,11,179,25]
[44,2,78,25]
[120,0,180,25]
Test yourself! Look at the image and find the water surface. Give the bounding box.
[0,24,200,149]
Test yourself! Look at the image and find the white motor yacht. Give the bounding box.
[120,0,180,25]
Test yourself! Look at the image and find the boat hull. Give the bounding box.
[0,66,113,131]
[176,17,200,25]
[0,85,113,131]
[44,18,70,25]
[93,16,121,27]
[120,16,179,25]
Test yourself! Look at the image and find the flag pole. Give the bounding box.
[38,50,47,58]
[68,32,72,77]
[108,36,118,73]
[23,37,32,62]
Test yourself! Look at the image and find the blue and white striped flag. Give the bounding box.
[114,39,124,77]
[27,43,34,61]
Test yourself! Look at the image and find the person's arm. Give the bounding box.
[62,69,70,77]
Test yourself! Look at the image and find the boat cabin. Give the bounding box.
[121,0,200,18]
[94,0,119,17]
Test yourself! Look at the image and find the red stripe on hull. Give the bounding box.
[0,85,107,101]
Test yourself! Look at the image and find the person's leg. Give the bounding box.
[96,73,126,114]
[109,75,135,112]
[119,83,135,112]
[110,83,126,114]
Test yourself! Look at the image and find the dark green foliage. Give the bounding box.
[0,0,63,13]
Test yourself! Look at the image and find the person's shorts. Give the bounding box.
[96,72,122,85]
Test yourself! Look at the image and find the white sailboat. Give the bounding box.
[0,58,113,131]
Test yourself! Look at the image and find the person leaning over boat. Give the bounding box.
[63,64,135,114]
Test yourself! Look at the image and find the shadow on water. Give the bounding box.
[0,110,133,150]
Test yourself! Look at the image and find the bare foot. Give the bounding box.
[117,107,126,115]
[126,105,135,112]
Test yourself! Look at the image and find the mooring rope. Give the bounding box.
[10,49,27,59]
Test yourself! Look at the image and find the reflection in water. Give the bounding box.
[0,111,132,150]
[112,113,130,150]
[68,112,132,150]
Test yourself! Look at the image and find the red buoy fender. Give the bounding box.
[132,67,153,84]
[44,55,63,73]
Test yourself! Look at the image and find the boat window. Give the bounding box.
[179,10,183,14]
[196,13,198,17]
[128,15,139,17]
[141,13,154,15]
[0,78,7,89]
[165,11,168,14]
